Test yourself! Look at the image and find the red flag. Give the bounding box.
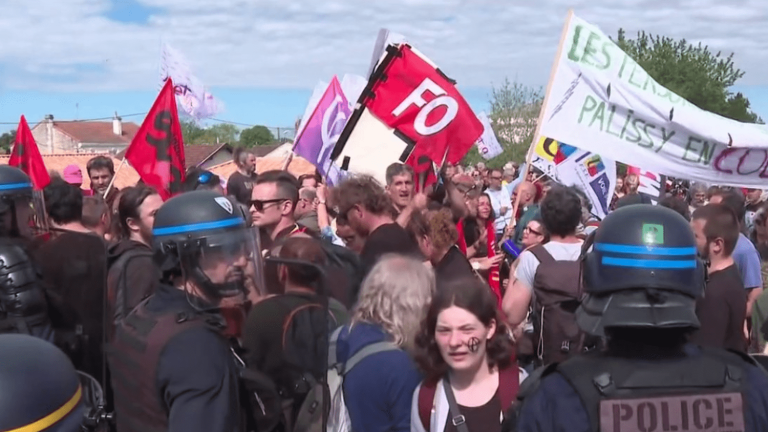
[125,78,186,200]
[9,115,50,189]
[366,45,483,190]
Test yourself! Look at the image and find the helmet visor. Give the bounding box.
[190,226,266,300]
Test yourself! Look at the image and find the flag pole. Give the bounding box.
[104,158,126,197]
[281,151,294,171]
[510,9,573,226]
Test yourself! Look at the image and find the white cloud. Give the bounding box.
[1,0,767,92]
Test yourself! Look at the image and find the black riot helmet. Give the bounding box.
[0,334,84,431]
[577,205,706,336]
[0,166,34,237]
[152,190,264,301]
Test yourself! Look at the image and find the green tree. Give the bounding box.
[614,29,762,123]
[181,120,205,144]
[0,130,16,154]
[462,78,543,168]
[201,123,239,144]
[240,125,276,147]
[181,120,240,145]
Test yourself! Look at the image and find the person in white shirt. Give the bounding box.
[485,168,513,240]
[502,186,584,328]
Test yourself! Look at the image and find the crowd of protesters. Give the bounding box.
[9,143,768,432]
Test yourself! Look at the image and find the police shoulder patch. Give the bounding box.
[214,197,233,214]
[599,392,745,432]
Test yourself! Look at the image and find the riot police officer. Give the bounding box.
[0,240,55,341]
[0,333,84,431]
[107,190,262,432]
[0,165,37,239]
[513,205,768,431]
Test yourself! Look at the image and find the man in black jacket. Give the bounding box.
[106,184,163,339]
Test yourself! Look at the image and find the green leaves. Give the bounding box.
[239,125,276,147]
[613,29,760,123]
[180,120,279,146]
[463,78,543,168]
[0,130,16,154]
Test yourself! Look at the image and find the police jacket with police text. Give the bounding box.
[108,283,242,432]
[515,344,768,432]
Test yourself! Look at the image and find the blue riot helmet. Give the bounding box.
[0,166,35,237]
[152,190,264,302]
[0,334,84,431]
[577,205,706,336]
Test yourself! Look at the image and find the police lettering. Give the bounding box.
[392,78,458,136]
[600,393,744,432]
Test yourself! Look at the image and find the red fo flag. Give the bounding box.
[9,115,50,190]
[366,45,483,189]
[125,78,186,200]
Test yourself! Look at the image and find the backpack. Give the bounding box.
[319,242,364,309]
[528,245,599,367]
[271,230,363,309]
[280,301,339,432]
[417,366,519,431]
[325,327,399,432]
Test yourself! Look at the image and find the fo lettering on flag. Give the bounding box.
[9,115,50,190]
[332,44,483,190]
[125,78,186,200]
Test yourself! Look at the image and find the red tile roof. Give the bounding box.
[115,143,232,169]
[209,155,316,180]
[53,121,140,144]
[0,153,139,190]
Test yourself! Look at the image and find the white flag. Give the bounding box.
[160,43,222,121]
[475,112,504,160]
[538,13,768,188]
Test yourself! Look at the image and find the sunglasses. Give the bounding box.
[249,198,287,212]
[524,226,543,236]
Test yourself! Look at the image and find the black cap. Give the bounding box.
[0,334,83,431]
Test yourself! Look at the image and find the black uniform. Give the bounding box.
[107,190,256,432]
[513,205,768,432]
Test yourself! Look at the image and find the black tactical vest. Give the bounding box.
[546,348,753,432]
[106,301,221,432]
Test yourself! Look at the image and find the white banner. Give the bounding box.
[539,13,768,188]
[476,112,504,160]
[160,43,222,121]
[530,137,616,219]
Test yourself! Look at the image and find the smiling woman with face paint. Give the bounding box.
[410,278,517,432]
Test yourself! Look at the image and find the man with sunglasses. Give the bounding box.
[250,170,309,247]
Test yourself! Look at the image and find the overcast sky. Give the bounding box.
[0,0,766,131]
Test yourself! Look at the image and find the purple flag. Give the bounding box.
[293,76,351,185]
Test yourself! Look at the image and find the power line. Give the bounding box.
[0,113,296,132]
[0,112,147,125]
[210,118,296,130]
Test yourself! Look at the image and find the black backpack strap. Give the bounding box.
[528,244,555,265]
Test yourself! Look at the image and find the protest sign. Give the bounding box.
[531,137,616,218]
[537,12,768,187]
[293,76,350,185]
[160,43,221,121]
[476,112,504,160]
[332,44,482,188]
